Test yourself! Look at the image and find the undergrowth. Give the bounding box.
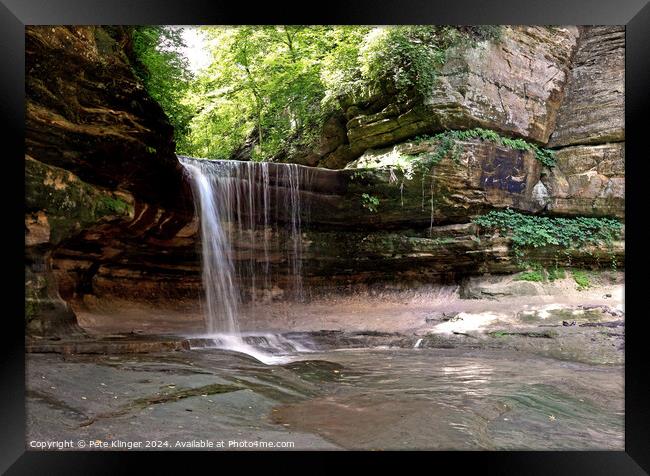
[404,128,557,171]
[473,209,621,269]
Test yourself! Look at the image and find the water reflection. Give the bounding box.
[270,348,623,450]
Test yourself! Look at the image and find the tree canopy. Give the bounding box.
[131,26,195,149]
[131,25,501,161]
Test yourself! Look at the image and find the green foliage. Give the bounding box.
[515,266,566,283]
[131,26,194,149]
[183,26,362,161]
[405,132,463,173]
[131,26,507,161]
[350,170,371,181]
[515,266,565,283]
[409,128,557,170]
[473,209,621,250]
[361,193,380,213]
[357,26,458,100]
[515,270,545,282]
[325,26,502,107]
[171,26,503,161]
[571,270,591,290]
[547,267,566,281]
[473,209,622,268]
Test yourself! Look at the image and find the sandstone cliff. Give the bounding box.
[25,25,625,334]
[290,26,624,220]
[25,26,194,334]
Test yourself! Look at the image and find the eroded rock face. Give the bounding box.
[25,26,194,335]
[542,143,624,217]
[25,26,191,209]
[299,226,623,291]
[307,26,580,169]
[549,26,625,147]
[336,138,545,227]
[25,156,135,245]
[51,209,200,307]
[25,156,135,335]
[426,26,579,143]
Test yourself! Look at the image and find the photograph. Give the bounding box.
[23,22,628,453]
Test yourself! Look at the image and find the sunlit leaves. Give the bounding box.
[132,26,194,147]
[132,26,503,161]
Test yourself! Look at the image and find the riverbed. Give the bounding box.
[26,343,623,450]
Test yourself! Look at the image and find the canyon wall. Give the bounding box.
[25,26,624,334]
[25,26,194,334]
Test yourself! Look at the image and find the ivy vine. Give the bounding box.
[405,128,557,172]
[472,209,622,269]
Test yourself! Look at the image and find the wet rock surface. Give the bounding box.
[27,345,623,450]
[26,271,624,450]
[26,335,191,355]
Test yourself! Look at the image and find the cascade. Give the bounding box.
[180,156,313,336]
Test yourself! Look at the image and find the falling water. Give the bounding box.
[180,156,312,337]
[429,168,436,237]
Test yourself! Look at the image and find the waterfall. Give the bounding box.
[179,156,312,336]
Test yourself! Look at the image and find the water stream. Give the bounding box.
[180,156,314,359]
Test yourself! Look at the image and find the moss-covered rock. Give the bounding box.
[24,25,193,335]
[280,26,581,170]
[25,155,134,246]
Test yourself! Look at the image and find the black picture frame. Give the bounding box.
[4,0,649,473]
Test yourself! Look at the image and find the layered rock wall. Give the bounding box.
[25,25,625,332]
[25,26,193,334]
[294,26,625,219]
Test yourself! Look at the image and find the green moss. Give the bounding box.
[25,272,48,324]
[547,267,566,281]
[131,383,242,409]
[26,158,133,245]
[97,196,131,216]
[430,237,455,246]
[515,270,544,282]
[25,297,40,320]
[572,270,591,290]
